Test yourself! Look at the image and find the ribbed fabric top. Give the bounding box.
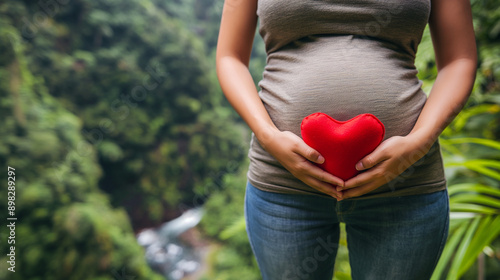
[247,0,447,199]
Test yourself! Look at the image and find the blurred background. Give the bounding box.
[0,0,499,279]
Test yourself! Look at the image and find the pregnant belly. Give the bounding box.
[258,35,427,140]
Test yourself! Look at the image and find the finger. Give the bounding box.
[355,145,389,171]
[293,141,325,164]
[302,161,345,187]
[340,181,380,200]
[302,176,343,199]
[342,168,381,190]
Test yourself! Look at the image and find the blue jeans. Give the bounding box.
[244,182,449,280]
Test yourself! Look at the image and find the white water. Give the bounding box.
[137,208,204,280]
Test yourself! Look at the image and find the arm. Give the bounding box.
[409,0,477,147]
[339,0,477,199]
[216,0,344,198]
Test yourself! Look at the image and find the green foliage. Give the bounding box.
[417,0,500,278]
[4,0,246,226]
[0,8,162,279]
[431,137,500,279]
[198,165,261,280]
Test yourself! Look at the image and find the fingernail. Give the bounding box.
[317,155,325,164]
[355,162,364,171]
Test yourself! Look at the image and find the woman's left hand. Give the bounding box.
[336,134,432,200]
[335,0,477,201]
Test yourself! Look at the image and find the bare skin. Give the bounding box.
[216,0,477,201]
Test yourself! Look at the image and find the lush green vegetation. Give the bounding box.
[0,0,498,279]
[0,0,245,279]
[425,1,500,278]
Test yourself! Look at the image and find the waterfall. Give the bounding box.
[137,207,204,279]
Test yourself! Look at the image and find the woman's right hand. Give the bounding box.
[259,129,345,199]
[216,0,343,199]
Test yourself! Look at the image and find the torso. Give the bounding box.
[248,0,447,199]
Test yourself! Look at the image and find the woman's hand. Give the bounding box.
[336,134,431,200]
[214,0,345,199]
[259,129,345,199]
[337,0,477,200]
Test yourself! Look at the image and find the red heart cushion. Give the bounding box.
[301,112,385,181]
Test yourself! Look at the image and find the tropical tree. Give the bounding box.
[0,10,163,279]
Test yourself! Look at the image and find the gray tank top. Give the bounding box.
[247,0,446,199]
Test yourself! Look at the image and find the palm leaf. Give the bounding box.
[463,159,500,180]
[431,219,469,280]
[447,217,480,280]
[433,177,500,280]
[440,137,500,151]
[448,183,500,197]
[450,203,500,214]
[449,105,500,132]
[449,193,500,210]
[446,159,500,180]
[458,215,500,276]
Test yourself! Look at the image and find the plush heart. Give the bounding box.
[301,112,385,181]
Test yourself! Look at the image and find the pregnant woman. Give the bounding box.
[216,0,477,279]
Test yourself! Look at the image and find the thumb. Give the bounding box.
[297,142,325,164]
[355,147,386,171]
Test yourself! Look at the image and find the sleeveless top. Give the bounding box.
[247,0,447,199]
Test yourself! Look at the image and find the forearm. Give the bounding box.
[408,58,476,150]
[216,56,278,145]
[408,0,478,152]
